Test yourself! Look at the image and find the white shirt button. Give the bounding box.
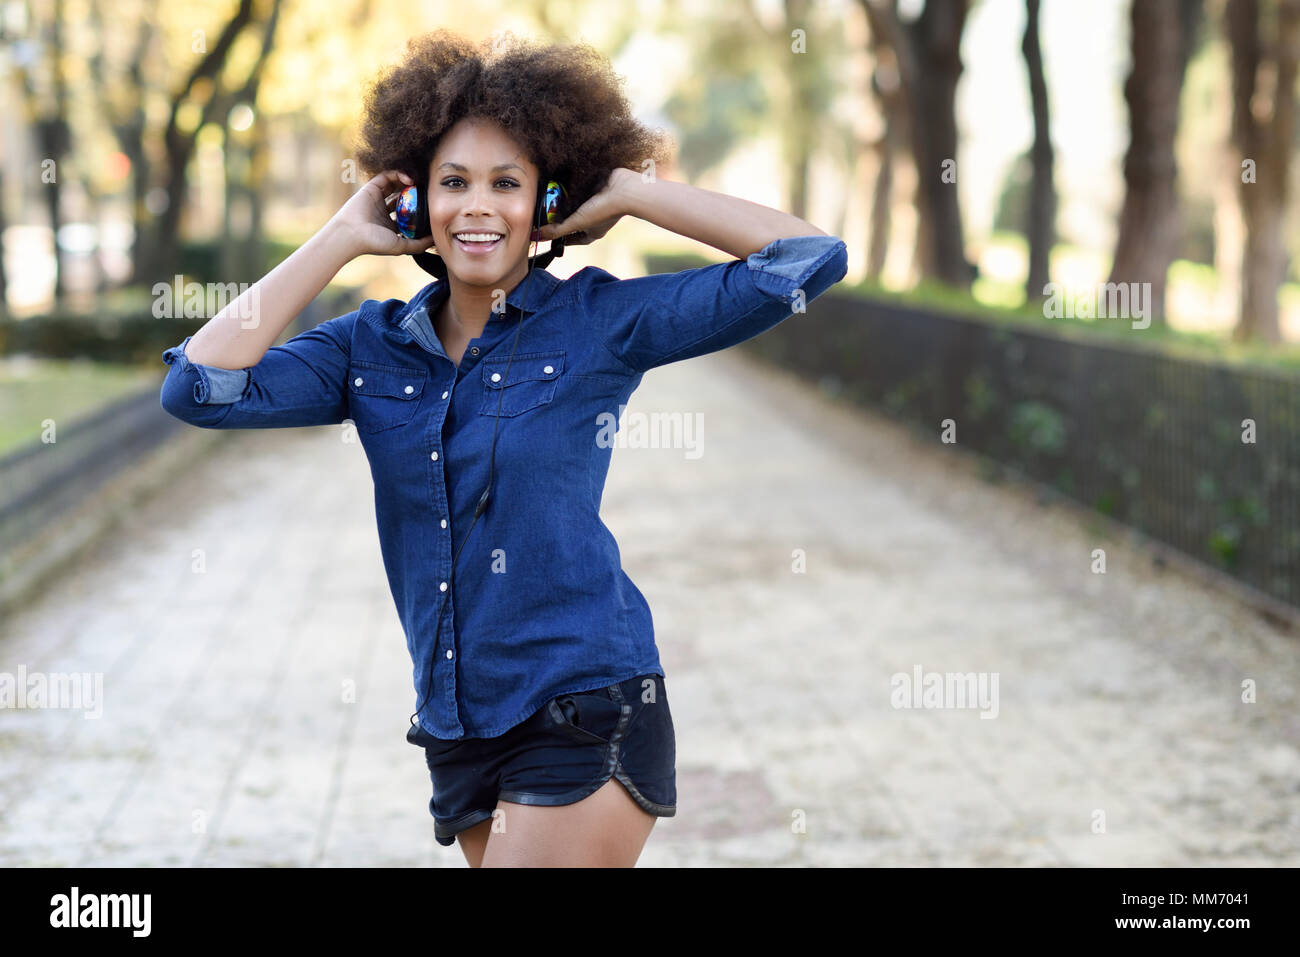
[353,377,363,387]
[440,519,447,528]
[404,385,414,394]
[439,581,448,592]
[543,365,553,374]
[491,372,502,382]
[430,451,438,461]
[445,649,453,659]
[442,391,449,399]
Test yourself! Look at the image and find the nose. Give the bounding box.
[460,182,497,216]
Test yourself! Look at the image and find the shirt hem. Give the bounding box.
[415,660,665,741]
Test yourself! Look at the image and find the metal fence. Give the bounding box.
[742,294,1300,611]
[0,287,361,594]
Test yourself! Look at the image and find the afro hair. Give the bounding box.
[353,29,676,229]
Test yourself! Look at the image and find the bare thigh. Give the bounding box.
[479,778,657,867]
[456,818,494,868]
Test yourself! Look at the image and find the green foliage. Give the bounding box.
[1008,400,1066,455]
[662,72,768,181]
[964,372,996,420]
[176,238,300,285]
[643,251,715,274]
[836,276,1300,373]
[1208,523,1242,569]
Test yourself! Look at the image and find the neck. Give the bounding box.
[441,257,532,338]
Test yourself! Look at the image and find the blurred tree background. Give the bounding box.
[3,0,1300,360]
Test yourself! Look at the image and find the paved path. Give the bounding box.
[1,347,1297,867]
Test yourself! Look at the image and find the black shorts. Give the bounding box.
[405,673,677,847]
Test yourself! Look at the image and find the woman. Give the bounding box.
[160,29,847,867]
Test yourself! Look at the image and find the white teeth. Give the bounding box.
[454,233,503,243]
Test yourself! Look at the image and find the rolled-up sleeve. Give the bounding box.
[160,336,252,405]
[575,234,848,375]
[159,308,358,429]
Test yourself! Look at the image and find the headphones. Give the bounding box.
[395,168,572,735]
[394,175,571,279]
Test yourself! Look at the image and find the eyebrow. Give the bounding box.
[436,162,525,173]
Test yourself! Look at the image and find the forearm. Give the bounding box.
[617,169,828,260]
[183,222,358,369]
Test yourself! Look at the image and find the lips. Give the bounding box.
[452,232,503,254]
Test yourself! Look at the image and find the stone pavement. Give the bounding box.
[1,347,1297,867]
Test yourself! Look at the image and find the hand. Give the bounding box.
[326,170,438,258]
[532,168,638,246]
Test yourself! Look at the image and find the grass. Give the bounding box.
[0,357,161,459]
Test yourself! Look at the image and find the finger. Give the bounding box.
[370,169,413,188]
[367,170,414,201]
[540,222,583,241]
[399,234,438,253]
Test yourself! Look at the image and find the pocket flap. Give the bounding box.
[481,351,565,390]
[349,361,426,400]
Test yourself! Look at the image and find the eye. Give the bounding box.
[440,177,520,189]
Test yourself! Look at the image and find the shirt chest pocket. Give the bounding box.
[478,351,565,418]
[348,360,427,433]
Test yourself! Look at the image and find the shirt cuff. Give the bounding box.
[160,335,251,404]
[745,234,847,301]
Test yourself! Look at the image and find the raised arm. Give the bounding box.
[535,167,829,260]
[160,169,437,429]
[183,170,435,370]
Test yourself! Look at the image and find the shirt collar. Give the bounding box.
[408,267,562,325]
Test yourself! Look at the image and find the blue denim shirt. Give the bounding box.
[160,234,848,739]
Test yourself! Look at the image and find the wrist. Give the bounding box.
[613,166,656,219]
[315,219,363,268]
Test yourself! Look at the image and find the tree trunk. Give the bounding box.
[1226,0,1300,343]
[1022,0,1056,302]
[147,0,257,281]
[0,167,7,313]
[1108,0,1201,324]
[17,0,73,306]
[858,0,970,288]
[904,0,972,287]
[866,13,905,281]
[868,132,894,280]
[781,0,816,222]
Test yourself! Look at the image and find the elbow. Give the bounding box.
[159,372,224,428]
[159,379,200,426]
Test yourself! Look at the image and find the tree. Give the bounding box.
[14,0,72,303]
[1225,0,1300,342]
[864,0,907,280]
[859,0,973,288]
[1109,0,1203,325]
[1021,0,1055,303]
[143,0,278,281]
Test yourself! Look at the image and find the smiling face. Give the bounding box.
[426,117,539,290]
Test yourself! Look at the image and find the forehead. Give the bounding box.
[431,118,535,172]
